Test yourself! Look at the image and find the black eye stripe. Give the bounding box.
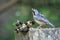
[32,11,35,13]
[32,11,35,15]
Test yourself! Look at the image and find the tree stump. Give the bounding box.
[14,28,60,40]
[29,28,60,40]
[14,32,29,40]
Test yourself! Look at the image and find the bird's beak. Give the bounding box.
[32,8,35,15]
[32,8,34,11]
[32,8,34,13]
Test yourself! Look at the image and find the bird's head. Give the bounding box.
[32,8,39,15]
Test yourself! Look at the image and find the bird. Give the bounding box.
[32,8,55,28]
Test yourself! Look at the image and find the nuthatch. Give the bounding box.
[32,8,55,28]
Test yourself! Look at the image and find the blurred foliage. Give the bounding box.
[1,0,60,40]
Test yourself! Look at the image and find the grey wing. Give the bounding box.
[34,15,48,23]
[35,13,48,23]
[39,14,55,27]
[37,13,47,19]
[34,15,55,28]
[38,13,52,24]
[39,13,47,19]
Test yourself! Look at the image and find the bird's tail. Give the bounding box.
[48,22,55,28]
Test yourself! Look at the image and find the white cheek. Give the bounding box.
[32,12,33,14]
[32,12,34,15]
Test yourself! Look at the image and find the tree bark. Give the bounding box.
[14,32,29,40]
[15,28,60,40]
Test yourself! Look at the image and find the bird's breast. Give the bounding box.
[34,19,46,25]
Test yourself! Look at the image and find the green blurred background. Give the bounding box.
[0,0,60,40]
